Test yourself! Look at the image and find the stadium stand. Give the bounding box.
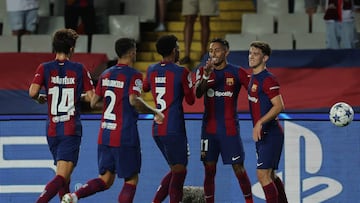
[20,34,53,53]
[0,35,18,52]
[294,32,327,50]
[241,13,275,34]
[108,15,140,42]
[257,33,294,50]
[225,33,257,51]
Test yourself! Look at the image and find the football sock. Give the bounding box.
[36,175,66,203]
[75,178,107,199]
[204,164,216,203]
[152,171,172,203]
[118,182,137,203]
[274,177,288,203]
[58,179,70,200]
[263,182,279,203]
[169,169,187,203]
[235,171,254,203]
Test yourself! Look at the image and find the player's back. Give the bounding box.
[97,64,142,147]
[144,62,192,136]
[41,60,91,136]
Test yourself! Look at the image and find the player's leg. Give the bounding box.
[203,162,216,203]
[116,145,141,202]
[258,169,278,203]
[201,134,219,203]
[272,173,288,203]
[119,173,139,203]
[221,135,253,203]
[232,164,253,203]
[152,171,172,203]
[38,136,80,203]
[169,164,187,203]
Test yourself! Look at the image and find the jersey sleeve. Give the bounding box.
[129,72,143,97]
[82,66,94,92]
[238,67,250,89]
[263,76,280,99]
[31,64,45,86]
[182,68,195,105]
[195,66,204,85]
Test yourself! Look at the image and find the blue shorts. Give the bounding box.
[7,9,38,32]
[201,132,245,165]
[47,135,81,166]
[153,134,189,166]
[97,144,141,179]
[255,123,284,170]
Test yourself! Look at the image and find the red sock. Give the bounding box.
[203,165,216,203]
[153,171,172,203]
[75,178,107,199]
[118,182,137,203]
[274,177,288,203]
[263,182,278,203]
[36,175,66,203]
[58,180,70,200]
[235,171,253,203]
[169,170,187,203]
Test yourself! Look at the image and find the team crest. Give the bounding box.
[251,84,257,92]
[226,78,234,86]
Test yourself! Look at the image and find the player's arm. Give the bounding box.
[129,94,164,124]
[253,95,284,141]
[195,61,214,98]
[82,89,95,102]
[90,93,103,110]
[183,69,195,105]
[29,83,47,104]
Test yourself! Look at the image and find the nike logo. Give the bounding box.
[231,156,241,161]
[257,162,263,167]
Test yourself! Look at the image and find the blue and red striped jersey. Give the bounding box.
[95,64,142,147]
[31,60,94,137]
[143,61,195,136]
[248,69,281,127]
[196,64,249,136]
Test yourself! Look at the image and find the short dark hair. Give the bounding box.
[210,38,230,50]
[250,41,272,56]
[52,29,78,54]
[115,38,136,58]
[156,35,178,57]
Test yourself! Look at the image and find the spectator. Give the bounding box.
[180,0,219,64]
[143,34,195,203]
[29,28,95,203]
[5,0,39,36]
[324,0,357,49]
[195,38,253,203]
[65,0,96,35]
[61,37,164,203]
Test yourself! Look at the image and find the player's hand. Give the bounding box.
[37,94,47,104]
[154,110,165,124]
[253,121,262,142]
[203,58,215,78]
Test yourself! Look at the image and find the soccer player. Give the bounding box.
[143,35,195,203]
[61,38,164,203]
[195,38,254,203]
[28,28,95,203]
[247,41,288,203]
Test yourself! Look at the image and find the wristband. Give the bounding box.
[202,74,210,80]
